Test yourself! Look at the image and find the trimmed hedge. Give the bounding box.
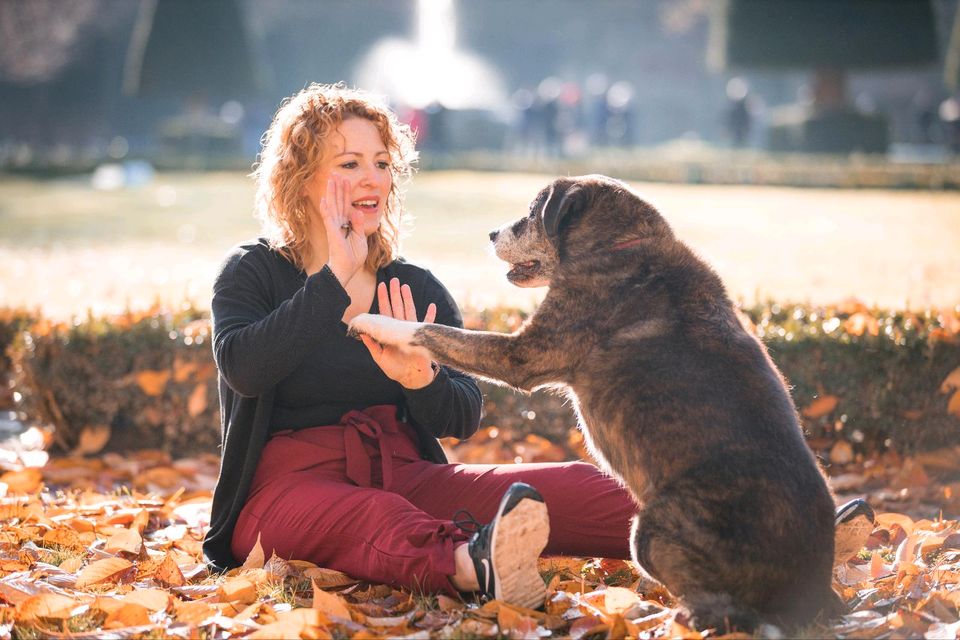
[2,302,958,458]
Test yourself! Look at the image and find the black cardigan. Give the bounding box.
[202,239,483,570]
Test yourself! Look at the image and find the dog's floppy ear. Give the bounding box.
[542,182,587,242]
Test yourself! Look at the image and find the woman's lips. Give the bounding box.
[351,198,380,212]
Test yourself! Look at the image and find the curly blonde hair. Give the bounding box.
[252,83,418,273]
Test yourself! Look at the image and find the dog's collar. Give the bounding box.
[612,237,646,251]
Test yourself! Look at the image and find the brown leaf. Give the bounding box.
[940,367,960,394]
[830,440,855,465]
[0,468,43,494]
[187,383,207,417]
[17,593,78,621]
[59,556,83,573]
[948,390,960,418]
[75,557,135,589]
[264,552,291,580]
[218,575,258,604]
[104,602,151,629]
[104,528,143,556]
[91,596,126,614]
[0,503,30,521]
[122,588,170,613]
[173,598,217,624]
[41,526,84,551]
[173,357,198,383]
[135,466,182,489]
[135,370,170,396]
[72,424,111,456]
[569,615,607,640]
[497,604,539,636]
[876,512,915,536]
[303,566,358,588]
[312,580,352,619]
[242,532,265,569]
[604,586,640,615]
[437,594,464,611]
[247,617,316,640]
[131,508,150,535]
[802,395,839,419]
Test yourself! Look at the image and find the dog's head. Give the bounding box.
[489,174,673,287]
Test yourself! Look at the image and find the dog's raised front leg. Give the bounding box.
[349,314,566,392]
[415,324,569,391]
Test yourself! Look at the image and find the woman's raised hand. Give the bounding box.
[321,176,368,284]
[358,278,439,389]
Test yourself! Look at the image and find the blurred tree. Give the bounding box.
[123,0,263,100]
[946,1,960,91]
[123,0,268,168]
[708,0,939,153]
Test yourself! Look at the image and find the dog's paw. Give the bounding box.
[348,313,422,351]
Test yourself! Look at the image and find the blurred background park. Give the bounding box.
[1,0,959,319]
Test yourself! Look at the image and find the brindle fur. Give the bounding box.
[350,175,841,631]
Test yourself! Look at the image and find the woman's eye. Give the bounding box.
[340,161,358,169]
[377,161,391,170]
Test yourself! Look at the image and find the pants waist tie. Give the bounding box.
[342,410,397,490]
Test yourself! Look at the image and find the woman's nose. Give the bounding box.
[357,169,375,186]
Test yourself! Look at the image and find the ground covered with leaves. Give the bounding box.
[0,432,958,639]
[1,300,959,637]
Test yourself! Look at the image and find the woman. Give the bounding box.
[202,83,635,609]
[202,83,873,609]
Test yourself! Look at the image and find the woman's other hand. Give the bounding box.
[321,176,368,284]
[359,278,439,389]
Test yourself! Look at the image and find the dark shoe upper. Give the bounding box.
[834,498,876,565]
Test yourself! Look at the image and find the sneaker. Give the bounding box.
[834,498,876,567]
[455,482,550,609]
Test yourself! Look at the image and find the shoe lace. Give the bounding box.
[452,509,483,534]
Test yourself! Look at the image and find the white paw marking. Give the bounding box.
[350,313,423,353]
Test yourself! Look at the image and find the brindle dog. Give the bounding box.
[350,175,842,630]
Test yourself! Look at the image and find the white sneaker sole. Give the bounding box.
[491,497,550,609]
[834,514,874,566]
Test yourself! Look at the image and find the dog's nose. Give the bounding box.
[489,230,499,242]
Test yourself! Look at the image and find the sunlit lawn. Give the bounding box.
[1,170,959,318]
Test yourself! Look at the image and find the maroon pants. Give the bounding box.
[232,405,635,594]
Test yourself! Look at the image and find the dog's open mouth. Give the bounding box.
[507,260,541,282]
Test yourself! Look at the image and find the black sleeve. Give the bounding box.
[401,270,483,440]
[211,249,351,398]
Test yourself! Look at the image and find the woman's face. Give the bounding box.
[304,117,393,237]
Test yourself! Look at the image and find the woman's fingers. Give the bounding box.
[389,278,405,319]
[334,176,345,218]
[377,280,436,323]
[376,282,391,317]
[401,284,417,321]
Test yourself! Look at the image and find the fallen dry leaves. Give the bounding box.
[0,438,957,638]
